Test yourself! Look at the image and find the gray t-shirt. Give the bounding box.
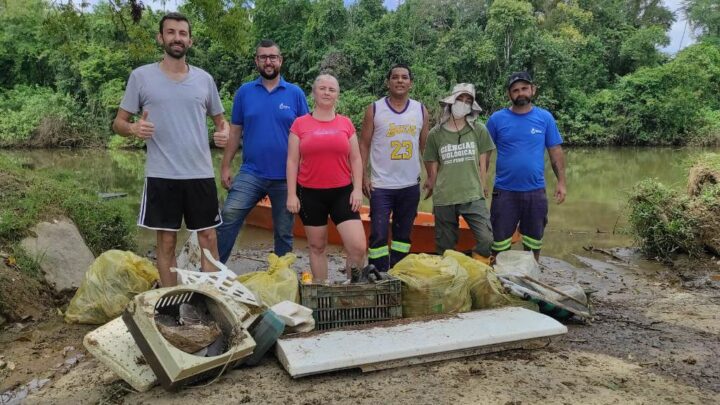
[120,63,223,179]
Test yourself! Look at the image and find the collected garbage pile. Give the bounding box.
[64,250,159,325]
[69,236,590,392]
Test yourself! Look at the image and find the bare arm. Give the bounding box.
[349,135,364,212]
[286,133,301,213]
[419,104,430,155]
[359,104,374,197]
[479,152,489,198]
[423,161,439,200]
[220,124,242,189]
[548,145,566,204]
[112,108,153,139]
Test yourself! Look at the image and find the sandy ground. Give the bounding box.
[1,247,719,404]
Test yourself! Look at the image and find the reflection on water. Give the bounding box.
[3,147,714,263]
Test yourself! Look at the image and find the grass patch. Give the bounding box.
[0,159,136,264]
[62,194,136,255]
[687,153,720,197]
[627,179,701,259]
[10,244,44,279]
[689,183,720,256]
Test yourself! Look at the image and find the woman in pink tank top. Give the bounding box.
[286,74,366,283]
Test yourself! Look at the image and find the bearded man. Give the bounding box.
[113,12,229,286]
[486,71,567,261]
[216,39,309,263]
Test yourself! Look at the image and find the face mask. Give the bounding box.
[451,100,471,119]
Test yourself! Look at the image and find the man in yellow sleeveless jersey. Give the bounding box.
[360,64,429,272]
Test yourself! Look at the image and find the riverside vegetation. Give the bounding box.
[1,0,720,148]
[628,153,720,261]
[0,155,136,319]
[0,158,136,270]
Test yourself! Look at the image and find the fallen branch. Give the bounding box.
[582,245,629,263]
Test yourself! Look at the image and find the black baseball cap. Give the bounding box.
[507,71,533,89]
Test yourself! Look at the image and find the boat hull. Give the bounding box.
[244,199,479,253]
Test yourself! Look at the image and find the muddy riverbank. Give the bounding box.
[1,247,718,404]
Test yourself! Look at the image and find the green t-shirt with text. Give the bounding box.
[423,123,495,206]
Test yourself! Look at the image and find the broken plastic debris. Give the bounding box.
[270,301,315,332]
[171,249,260,307]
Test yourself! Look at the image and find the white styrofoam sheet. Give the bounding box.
[83,317,157,392]
[275,307,567,378]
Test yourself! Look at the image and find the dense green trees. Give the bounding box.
[1,0,719,146]
[686,0,720,40]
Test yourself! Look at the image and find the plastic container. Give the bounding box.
[244,310,285,366]
[300,280,402,331]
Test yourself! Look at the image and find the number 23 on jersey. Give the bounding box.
[390,140,413,160]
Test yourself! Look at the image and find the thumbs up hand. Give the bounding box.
[213,120,229,148]
[132,110,155,140]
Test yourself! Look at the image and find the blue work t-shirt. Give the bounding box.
[231,77,309,180]
[486,106,563,192]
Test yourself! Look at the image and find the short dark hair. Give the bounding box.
[256,39,281,55]
[387,64,413,80]
[159,12,191,36]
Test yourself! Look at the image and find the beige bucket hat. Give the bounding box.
[439,83,482,124]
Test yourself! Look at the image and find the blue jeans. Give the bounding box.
[217,172,294,263]
[368,184,420,271]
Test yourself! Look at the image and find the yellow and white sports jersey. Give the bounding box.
[370,97,424,189]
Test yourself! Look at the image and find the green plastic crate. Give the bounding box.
[300,279,402,330]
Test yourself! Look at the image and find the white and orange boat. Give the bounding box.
[245,198,491,253]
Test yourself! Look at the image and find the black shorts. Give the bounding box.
[297,183,360,227]
[138,177,222,231]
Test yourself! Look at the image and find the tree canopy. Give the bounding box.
[0,0,718,146]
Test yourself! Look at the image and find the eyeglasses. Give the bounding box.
[256,54,280,62]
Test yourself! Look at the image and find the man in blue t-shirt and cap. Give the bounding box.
[217,39,309,263]
[486,71,566,260]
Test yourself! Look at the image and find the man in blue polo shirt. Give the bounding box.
[486,71,566,260]
[217,39,309,263]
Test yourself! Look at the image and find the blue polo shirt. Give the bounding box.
[231,76,309,179]
[486,106,563,192]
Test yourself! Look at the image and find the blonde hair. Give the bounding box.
[312,73,340,92]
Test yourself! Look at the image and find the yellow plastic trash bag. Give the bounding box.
[444,250,538,311]
[65,250,159,324]
[236,253,299,307]
[389,253,471,317]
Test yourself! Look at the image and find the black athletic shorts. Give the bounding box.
[138,177,222,231]
[297,183,360,227]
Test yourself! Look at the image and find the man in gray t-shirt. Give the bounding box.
[112,12,229,287]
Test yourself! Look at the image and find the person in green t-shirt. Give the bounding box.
[422,83,495,259]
